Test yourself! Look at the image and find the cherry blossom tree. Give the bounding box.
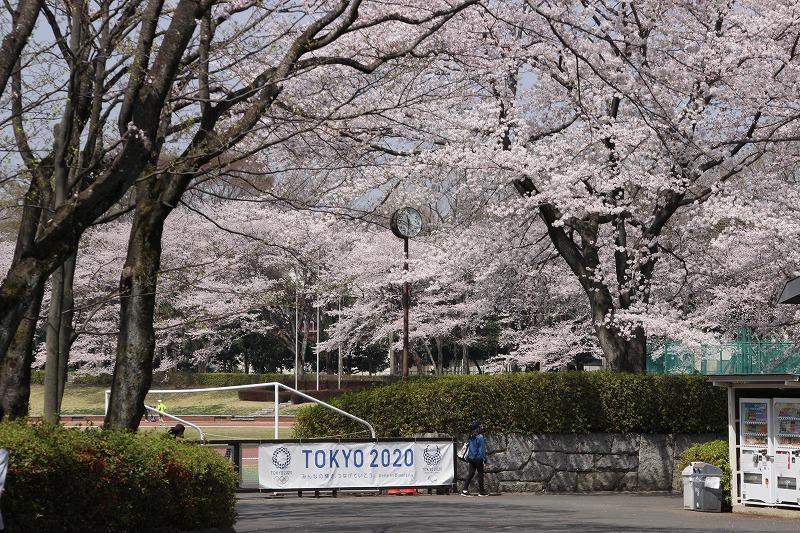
[400,0,800,371]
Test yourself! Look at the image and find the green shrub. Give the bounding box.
[293,372,727,438]
[0,422,237,532]
[30,370,44,385]
[678,439,731,507]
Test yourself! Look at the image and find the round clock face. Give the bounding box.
[391,207,423,238]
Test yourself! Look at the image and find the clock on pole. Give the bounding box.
[390,206,423,239]
[390,207,423,379]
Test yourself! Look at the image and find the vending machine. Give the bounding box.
[772,398,800,505]
[739,398,772,503]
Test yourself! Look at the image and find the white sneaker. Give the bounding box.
[460,490,470,496]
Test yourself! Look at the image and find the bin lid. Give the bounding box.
[682,461,723,476]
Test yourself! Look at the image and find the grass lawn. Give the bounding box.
[28,385,312,417]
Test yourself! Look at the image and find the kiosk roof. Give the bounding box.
[708,374,800,387]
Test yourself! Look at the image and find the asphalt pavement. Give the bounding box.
[234,492,800,532]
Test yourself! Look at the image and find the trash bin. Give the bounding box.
[682,461,723,512]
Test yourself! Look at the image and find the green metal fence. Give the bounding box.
[647,329,800,375]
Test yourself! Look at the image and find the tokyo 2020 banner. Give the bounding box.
[258,441,454,490]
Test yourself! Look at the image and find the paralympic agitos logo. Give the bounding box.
[423,445,443,467]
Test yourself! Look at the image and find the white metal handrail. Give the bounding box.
[105,382,376,439]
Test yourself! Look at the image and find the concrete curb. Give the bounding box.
[733,503,800,519]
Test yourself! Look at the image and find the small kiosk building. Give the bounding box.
[710,374,800,513]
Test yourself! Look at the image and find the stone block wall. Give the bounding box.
[436,433,723,493]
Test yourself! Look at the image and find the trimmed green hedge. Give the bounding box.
[73,373,115,386]
[678,439,731,507]
[294,372,727,438]
[31,372,117,386]
[0,423,237,532]
[33,371,392,388]
[167,372,289,387]
[31,371,115,386]
[31,371,288,387]
[164,372,391,388]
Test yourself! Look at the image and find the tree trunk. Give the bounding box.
[0,285,44,419]
[594,325,646,372]
[460,327,470,375]
[42,265,65,424]
[57,253,76,412]
[0,153,50,419]
[470,356,483,374]
[423,339,438,374]
[412,343,425,375]
[104,186,165,430]
[589,290,646,373]
[43,252,77,421]
[626,328,647,373]
[434,336,445,374]
[388,333,396,377]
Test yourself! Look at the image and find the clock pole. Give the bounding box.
[390,206,421,380]
[402,236,410,379]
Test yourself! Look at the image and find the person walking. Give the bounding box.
[461,419,488,496]
[156,399,167,427]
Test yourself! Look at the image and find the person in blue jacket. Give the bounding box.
[461,419,488,496]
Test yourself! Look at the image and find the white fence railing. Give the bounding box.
[104,382,376,441]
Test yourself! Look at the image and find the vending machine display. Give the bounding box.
[740,399,772,503]
[772,398,800,505]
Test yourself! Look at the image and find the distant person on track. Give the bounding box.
[168,423,185,439]
[156,399,167,427]
[461,419,488,497]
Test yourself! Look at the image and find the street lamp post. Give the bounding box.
[338,296,342,390]
[294,277,299,391]
[390,207,423,379]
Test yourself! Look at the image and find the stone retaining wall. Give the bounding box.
[438,433,723,493]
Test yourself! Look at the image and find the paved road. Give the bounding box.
[234,493,800,532]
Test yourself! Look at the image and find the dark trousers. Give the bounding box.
[463,458,485,494]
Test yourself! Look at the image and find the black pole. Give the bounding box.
[402,237,409,379]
